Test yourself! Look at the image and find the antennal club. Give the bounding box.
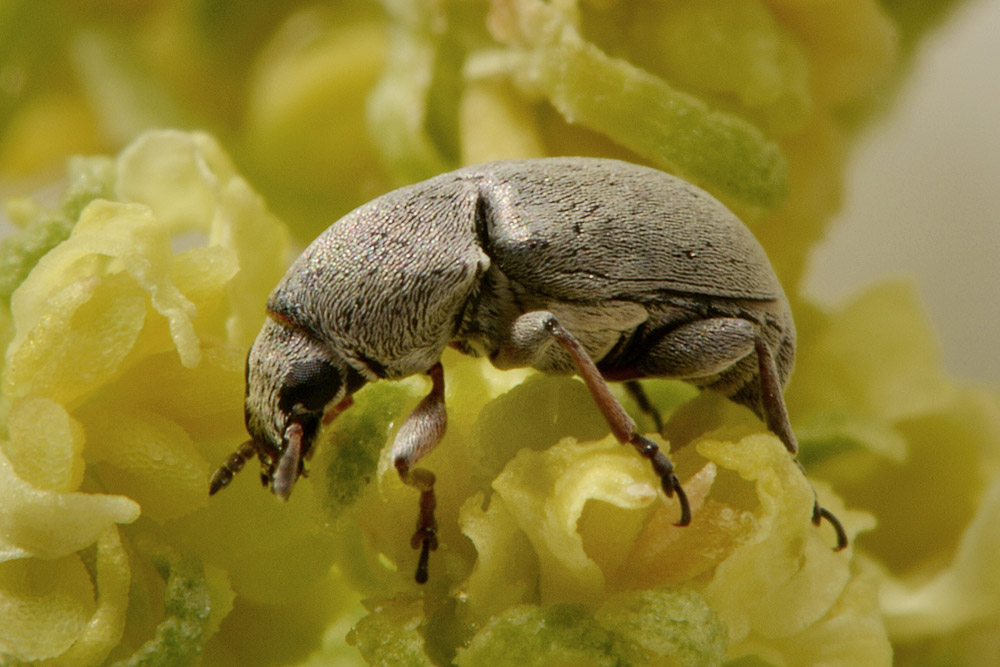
[209,440,256,495]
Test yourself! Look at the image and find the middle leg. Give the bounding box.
[624,380,664,434]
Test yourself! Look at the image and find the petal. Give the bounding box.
[699,434,873,642]
[45,527,133,666]
[5,396,86,492]
[0,450,139,562]
[492,437,661,605]
[76,405,209,523]
[0,553,95,660]
[115,129,240,234]
[4,272,146,406]
[459,492,540,622]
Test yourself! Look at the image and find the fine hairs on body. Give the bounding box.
[210,157,847,583]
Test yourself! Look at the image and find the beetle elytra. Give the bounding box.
[210,157,848,583]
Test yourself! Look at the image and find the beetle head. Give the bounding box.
[222,317,366,500]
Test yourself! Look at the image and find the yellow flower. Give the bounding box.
[0,130,288,662]
[1,1,995,665]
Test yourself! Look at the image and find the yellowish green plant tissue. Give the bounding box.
[1,1,998,665]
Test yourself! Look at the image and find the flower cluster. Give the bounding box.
[1,1,996,666]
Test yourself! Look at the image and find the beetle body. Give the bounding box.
[449,160,795,402]
[213,157,845,582]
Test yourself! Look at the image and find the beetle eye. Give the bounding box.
[278,359,343,414]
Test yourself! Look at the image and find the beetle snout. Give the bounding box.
[270,421,306,500]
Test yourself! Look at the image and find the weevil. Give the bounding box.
[210,157,848,583]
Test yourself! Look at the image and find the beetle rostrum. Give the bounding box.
[210,157,849,583]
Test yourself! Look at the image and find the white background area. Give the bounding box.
[803,0,1000,385]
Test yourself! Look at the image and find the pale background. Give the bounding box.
[804,0,1000,385]
[2,1,997,383]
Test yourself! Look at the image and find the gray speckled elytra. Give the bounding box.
[209,157,847,583]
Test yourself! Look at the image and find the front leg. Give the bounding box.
[391,362,447,583]
[494,311,691,526]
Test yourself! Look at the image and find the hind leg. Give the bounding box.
[495,311,691,526]
[619,318,760,438]
[629,317,849,550]
[752,336,848,549]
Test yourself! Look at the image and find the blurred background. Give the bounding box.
[804,0,1000,385]
[1,2,997,664]
[2,0,997,384]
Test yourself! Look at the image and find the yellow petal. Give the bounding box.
[883,471,1000,641]
[38,527,132,666]
[169,245,239,339]
[115,130,241,234]
[76,405,209,522]
[699,434,872,642]
[790,280,954,423]
[94,347,245,445]
[209,177,289,347]
[458,80,546,164]
[492,437,661,605]
[7,198,201,381]
[0,451,139,562]
[0,553,95,660]
[459,492,540,622]
[4,272,146,406]
[5,397,86,492]
[627,0,812,135]
[770,0,897,105]
[731,556,892,666]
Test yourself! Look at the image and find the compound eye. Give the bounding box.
[278,358,343,415]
